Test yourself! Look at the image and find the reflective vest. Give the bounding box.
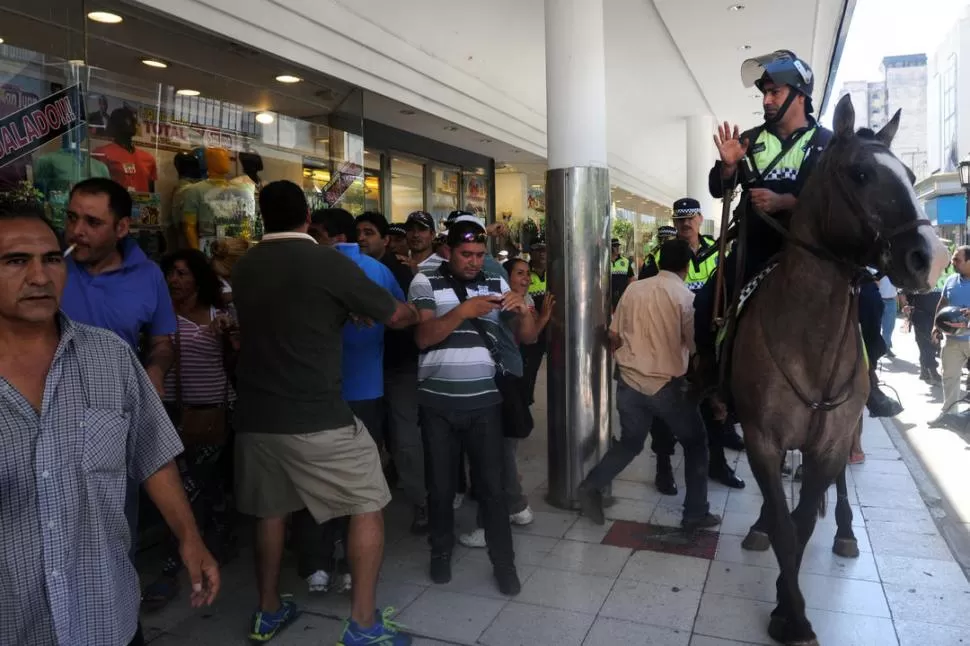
[529,270,547,297]
[653,235,718,291]
[749,127,817,185]
[611,256,631,276]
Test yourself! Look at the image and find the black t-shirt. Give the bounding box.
[381,252,420,371]
[231,237,397,434]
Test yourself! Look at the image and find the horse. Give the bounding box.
[729,94,948,646]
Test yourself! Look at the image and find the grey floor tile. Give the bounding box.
[604,497,657,524]
[866,523,955,561]
[693,592,775,645]
[895,619,970,646]
[464,533,559,567]
[478,602,595,646]
[436,556,537,600]
[883,583,970,628]
[511,511,578,539]
[583,616,690,646]
[540,539,633,577]
[689,637,761,646]
[875,554,970,590]
[564,517,615,544]
[395,589,506,645]
[515,567,615,614]
[599,578,702,631]
[618,550,711,590]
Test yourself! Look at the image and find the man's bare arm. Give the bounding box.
[145,335,174,396]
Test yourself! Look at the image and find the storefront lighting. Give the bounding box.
[256,112,275,124]
[142,59,168,69]
[0,39,4,45]
[959,158,970,188]
[275,75,302,84]
[87,11,124,24]
[176,89,200,96]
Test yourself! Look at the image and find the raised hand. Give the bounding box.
[713,122,750,167]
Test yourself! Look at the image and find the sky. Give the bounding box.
[820,0,970,124]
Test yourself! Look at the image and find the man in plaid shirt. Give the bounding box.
[0,201,220,645]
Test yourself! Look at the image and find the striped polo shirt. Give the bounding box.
[408,265,510,410]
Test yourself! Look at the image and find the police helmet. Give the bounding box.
[935,306,970,336]
[741,50,815,109]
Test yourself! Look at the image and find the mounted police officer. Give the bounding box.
[610,238,634,310]
[694,49,901,419]
[641,198,745,495]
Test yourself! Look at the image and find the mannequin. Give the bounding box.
[179,147,256,252]
[167,151,203,250]
[93,107,157,192]
[231,150,263,239]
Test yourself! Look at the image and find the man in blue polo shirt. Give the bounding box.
[62,178,176,395]
[934,245,970,423]
[296,208,406,595]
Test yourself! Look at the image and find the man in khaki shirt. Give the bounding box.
[578,239,720,531]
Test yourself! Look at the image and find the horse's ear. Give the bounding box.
[833,94,855,138]
[877,109,902,147]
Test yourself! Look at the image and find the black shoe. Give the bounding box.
[430,554,452,584]
[655,457,678,496]
[410,505,429,535]
[721,429,745,452]
[494,567,522,596]
[682,512,722,531]
[577,485,605,525]
[929,370,942,384]
[867,386,903,418]
[709,464,745,489]
[919,367,930,382]
[885,349,896,359]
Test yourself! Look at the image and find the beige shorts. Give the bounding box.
[234,419,391,523]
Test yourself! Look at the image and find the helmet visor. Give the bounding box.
[741,50,812,92]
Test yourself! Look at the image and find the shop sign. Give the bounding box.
[0,85,81,168]
[142,120,242,151]
[323,160,363,206]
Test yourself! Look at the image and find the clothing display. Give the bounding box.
[93,141,158,192]
[180,178,257,249]
[33,148,110,229]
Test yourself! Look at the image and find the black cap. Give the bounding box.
[405,210,435,230]
[388,224,407,236]
[444,209,485,229]
[657,225,677,238]
[531,234,547,249]
[673,198,702,219]
[611,238,621,246]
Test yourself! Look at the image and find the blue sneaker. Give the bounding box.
[337,608,412,645]
[249,596,300,642]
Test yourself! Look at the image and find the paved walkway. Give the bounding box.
[141,341,970,645]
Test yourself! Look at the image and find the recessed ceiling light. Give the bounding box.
[728,4,745,11]
[444,125,459,132]
[256,112,275,124]
[753,110,762,115]
[739,45,752,51]
[480,138,494,144]
[275,74,301,83]
[176,88,200,96]
[87,11,123,24]
[142,58,168,69]
[0,38,5,45]
[399,108,416,116]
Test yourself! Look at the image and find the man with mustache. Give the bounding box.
[0,200,219,646]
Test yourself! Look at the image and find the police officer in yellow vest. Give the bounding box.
[640,198,746,495]
[610,238,634,310]
[522,235,548,405]
[693,48,901,418]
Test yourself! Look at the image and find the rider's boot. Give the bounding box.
[866,369,903,418]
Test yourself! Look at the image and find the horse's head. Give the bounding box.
[803,94,947,291]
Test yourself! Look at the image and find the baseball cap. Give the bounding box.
[673,197,702,219]
[405,210,435,230]
[611,237,621,246]
[444,209,486,230]
[531,234,547,249]
[388,223,407,236]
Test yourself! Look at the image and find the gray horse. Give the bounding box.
[730,94,947,645]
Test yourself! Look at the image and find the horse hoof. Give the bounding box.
[833,537,860,559]
[768,616,819,646]
[742,529,771,551]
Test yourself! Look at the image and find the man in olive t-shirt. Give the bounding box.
[230,181,417,646]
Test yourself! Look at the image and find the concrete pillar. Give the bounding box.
[686,115,718,227]
[544,0,612,509]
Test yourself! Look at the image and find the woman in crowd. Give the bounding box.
[142,249,239,610]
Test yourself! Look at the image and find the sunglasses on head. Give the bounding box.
[452,231,487,244]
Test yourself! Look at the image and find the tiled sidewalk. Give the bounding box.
[143,379,970,645]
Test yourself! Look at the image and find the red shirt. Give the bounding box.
[93,142,157,193]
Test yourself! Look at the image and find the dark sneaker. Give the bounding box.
[867,386,903,418]
[248,596,300,643]
[577,485,605,525]
[429,554,451,584]
[410,505,429,535]
[338,608,412,646]
[682,513,722,531]
[709,464,745,489]
[655,465,678,496]
[494,567,522,596]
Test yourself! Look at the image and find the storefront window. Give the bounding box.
[363,148,382,213]
[390,156,424,223]
[429,164,460,224]
[462,169,489,220]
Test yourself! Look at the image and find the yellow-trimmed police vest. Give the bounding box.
[528,271,547,297]
[611,256,631,276]
[653,236,718,291]
[750,127,817,183]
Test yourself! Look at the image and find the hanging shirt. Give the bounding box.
[92,142,157,193]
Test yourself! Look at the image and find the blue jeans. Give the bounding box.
[584,378,710,521]
[881,298,897,350]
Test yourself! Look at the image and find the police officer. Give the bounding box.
[610,238,634,310]
[522,235,548,405]
[639,225,677,279]
[694,49,900,418]
[641,199,745,494]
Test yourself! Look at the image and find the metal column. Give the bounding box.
[543,0,612,509]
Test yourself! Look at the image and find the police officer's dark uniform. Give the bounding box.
[639,225,678,280]
[610,238,634,310]
[641,199,745,494]
[693,49,900,418]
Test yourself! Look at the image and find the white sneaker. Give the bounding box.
[306,570,330,593]
[510,506,534,526]
[458,528,487,548]
[332,573,352,593]
[453,493,465,510]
